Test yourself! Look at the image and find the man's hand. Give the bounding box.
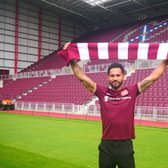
[57,41,80,66]
[63,42,71,50]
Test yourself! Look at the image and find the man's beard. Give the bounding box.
[110,80,123,90]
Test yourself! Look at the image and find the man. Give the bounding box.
[58,42,168,168]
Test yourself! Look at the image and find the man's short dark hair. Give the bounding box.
[107,62,125,75]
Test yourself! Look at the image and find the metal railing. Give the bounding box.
[15,101,168,121]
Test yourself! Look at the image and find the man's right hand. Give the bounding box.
[57,42,80,66]
[63,42,71,50]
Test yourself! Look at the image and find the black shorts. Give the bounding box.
[98,139,135,168]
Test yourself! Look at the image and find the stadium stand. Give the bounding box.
[79,17,168,43]
[20,50,66,73]
[19,75,93,104]
[15,17,168,77]
[0,77,50,99]
[125,69,168,107]
[13,66,168,109]
[1,16,168,113]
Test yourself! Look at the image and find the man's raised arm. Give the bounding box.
[138,60,168,93]
[58,42,96,93]
[70,60,96,93]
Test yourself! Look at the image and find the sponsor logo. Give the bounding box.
[121,89,128,96]
[104,89,131,102]
[104,95,131,102]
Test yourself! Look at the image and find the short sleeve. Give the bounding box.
[128,84,140,98]
[95,84,106,98]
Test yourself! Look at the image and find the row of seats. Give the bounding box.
[20,50,66,73]
[20,75,92,105]
[0,77,49,99]
[2,66,168,108]
[14,66,168,108]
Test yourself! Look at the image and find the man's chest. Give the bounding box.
[99,88,135,117]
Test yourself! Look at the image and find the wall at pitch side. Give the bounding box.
[0,0,87,75]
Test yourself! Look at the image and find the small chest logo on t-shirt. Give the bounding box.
[121,89,128,96]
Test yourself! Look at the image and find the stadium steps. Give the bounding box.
[0,77,50,100]
[16,77,52,100]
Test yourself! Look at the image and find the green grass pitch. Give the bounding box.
[0,112,168,168]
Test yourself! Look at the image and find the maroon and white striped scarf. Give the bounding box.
[68,43,168,60]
